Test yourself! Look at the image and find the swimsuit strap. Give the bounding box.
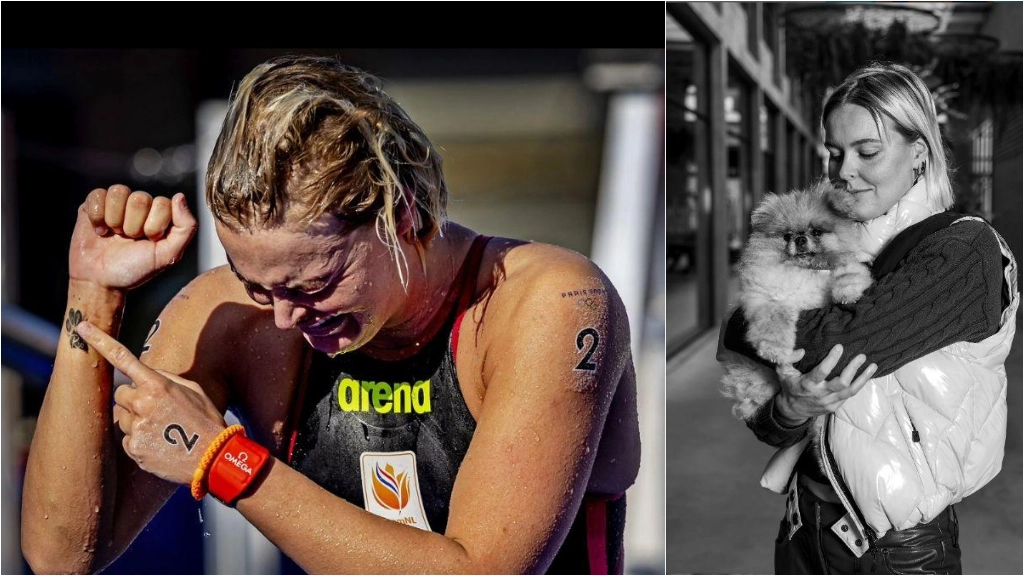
[450,235,492,359]
[585,494,619,575]
[416,234,491,351]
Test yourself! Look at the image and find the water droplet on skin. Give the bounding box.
[92,361,99,368]
[94,506,100,513]
[203,532,211,538]
[584,446,591,454]
[44,514,49,520]
[61,465,67,471]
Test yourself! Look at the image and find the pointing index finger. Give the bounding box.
[75,321,156,385]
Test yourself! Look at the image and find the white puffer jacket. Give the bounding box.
[826,218,1018,538]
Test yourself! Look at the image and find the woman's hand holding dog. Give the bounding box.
[774,345,877,425]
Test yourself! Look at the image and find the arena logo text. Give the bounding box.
[337,378,432,414]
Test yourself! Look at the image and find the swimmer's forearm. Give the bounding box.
[236,460,484,574]
[21,281,125,573]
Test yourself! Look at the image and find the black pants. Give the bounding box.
[775,482,961,574]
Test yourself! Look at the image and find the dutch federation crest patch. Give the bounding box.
[359,451,431,531]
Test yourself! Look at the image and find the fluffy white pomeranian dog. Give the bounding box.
[722,179,873,456]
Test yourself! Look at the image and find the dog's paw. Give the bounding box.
[754,336,795,364]
[831,263,873,304]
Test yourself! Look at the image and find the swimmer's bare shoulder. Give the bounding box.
[443,240,639,570]
[481,241,641,492]
[143,266,306,450]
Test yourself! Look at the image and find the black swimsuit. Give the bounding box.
[285,235,626,574]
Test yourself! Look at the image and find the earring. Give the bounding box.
[912,161,926,185]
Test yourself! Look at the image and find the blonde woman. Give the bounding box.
[721,63,1017,574]
[22,55,640,575]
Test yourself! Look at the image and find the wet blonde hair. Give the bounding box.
[205,55,447,287]
[822,62,953,211]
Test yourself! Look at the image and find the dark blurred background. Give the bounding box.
[2,48,666,574]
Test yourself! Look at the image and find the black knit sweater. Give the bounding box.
[725,212,1008,450]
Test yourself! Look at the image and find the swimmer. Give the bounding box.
[21,55,641,574]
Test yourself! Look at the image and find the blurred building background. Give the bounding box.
[665,2,1022,574]
[1,48,665,574]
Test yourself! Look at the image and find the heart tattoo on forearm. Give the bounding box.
[65,308,89,352]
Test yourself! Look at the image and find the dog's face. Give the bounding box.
[749,181,849,268]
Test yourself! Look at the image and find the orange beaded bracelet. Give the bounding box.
[191,424,245,501]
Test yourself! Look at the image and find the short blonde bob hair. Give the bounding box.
[822,62,954,211]
[205,55,447,286]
